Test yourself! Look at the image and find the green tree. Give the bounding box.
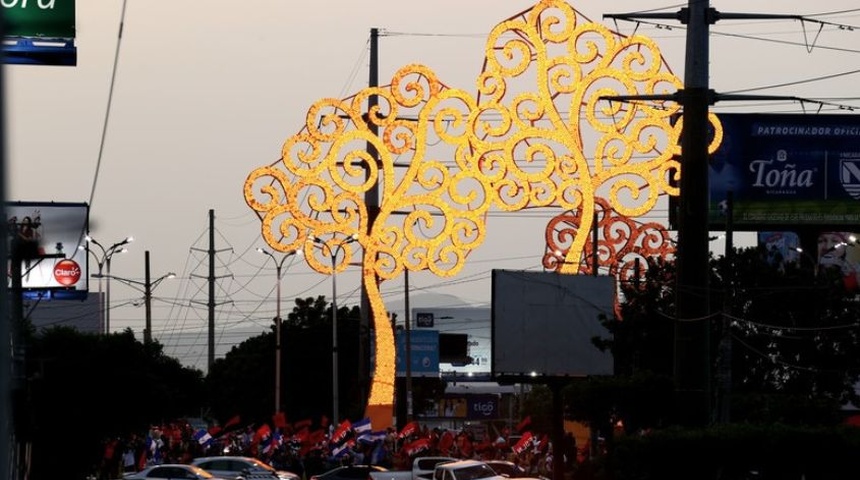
[21,327,204,480]
[206,295,447,428]
[590,247,860,430]
[206,295,364,425]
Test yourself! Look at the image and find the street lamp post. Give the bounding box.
[143,250,176,343]
[312,233,359,424]
[94,249,174,343]
[80,234,133,334]
[257,247,303,417]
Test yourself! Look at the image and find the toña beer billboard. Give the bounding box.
[6,201,89,299]
[705,113,860,230]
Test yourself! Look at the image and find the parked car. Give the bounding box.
[124,464,228,480]
[310,464,389,480]
[482,461,546,480]
[432,460,504,480]
[370,457,455,480]
[191,456,299,480]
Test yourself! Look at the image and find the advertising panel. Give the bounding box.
[708,114,860,229]
[817,231,860,292]
[395,329,440,377]
[435,395,499,420]
[412,307,492,378]
[492,270,614,380]
[3,0,76,66]
[758,231,801,268]
[757,230,860,292]
[6,201,89,299]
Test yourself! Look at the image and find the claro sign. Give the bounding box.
[2,0,76,66]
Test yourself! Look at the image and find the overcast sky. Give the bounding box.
[6,0,859,370]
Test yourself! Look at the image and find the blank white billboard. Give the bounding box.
[491,270,614,379]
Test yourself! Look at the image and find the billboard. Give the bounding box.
[395,329,439,377]
[412,306,492,377]
[3,0,77,66]
[491,270,614,380]
[817,231,860,292]
[435,394,499,420]
[757,230,860,292]
[706,113,860,229]
[6,201,89,299]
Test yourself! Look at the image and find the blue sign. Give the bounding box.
[395,329,439,377]
[709,114,860,227]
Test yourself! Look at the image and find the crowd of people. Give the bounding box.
[97,417,583,480]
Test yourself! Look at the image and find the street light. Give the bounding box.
[79,234,133,334]
[93,250,174,343]
[257,246,303,417]
[311,233,359,424]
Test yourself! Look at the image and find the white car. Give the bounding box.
[124,464,229,480]
[191,456,299,480]
[432,460,505,480]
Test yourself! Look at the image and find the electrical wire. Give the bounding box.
[88,0,129,209]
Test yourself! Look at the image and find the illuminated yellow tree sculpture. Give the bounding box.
[244,0,722,428]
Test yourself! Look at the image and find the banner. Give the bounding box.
[6,201,89,299]
[707,114,860,228]
[3,0,77,66]
[395,329,439,377]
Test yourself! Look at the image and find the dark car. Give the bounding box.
[191,456,299,480]
[124,464,228,480]
[310,465,388,480]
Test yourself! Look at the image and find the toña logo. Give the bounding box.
[840,159,860,200]
[749,149,815,190]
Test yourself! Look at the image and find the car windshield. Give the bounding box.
[454,465,497,480]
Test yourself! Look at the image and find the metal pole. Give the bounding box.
[144,250,152,344]
[208,209,215,370]
[592,211,599,276]
[331,252,339,424]
[674,0,713,427]
[718,191,734,423]
[275,261,283,415]
[97,265,105,335]
[0,10,11,469]
[359,27,381,409]
[105,256,112,334]
[405,269,412,420]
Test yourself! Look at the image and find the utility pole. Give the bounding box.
[145,250,152,343]
[190,209,232,372]
[603,2,817,427]
[360,27,381,410]
[208,210,215,369]
[674,0,714,428]
[718,192,734,423]
[0,9,10,476]
[404,270,413,421]
[142,250,175,344]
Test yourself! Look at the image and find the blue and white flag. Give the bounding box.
[352,417,372,434]
[193,428,212,445]
[357,430,386,445]
[332,440,354,459]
